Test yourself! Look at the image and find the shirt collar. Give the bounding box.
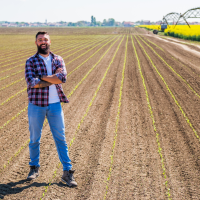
[35,51,55,59]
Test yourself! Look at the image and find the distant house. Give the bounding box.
[189,22,200,25]
[115,22,122,26]
[24,23,31,27]
[40,23,47,27]
[49,23,56,27]
[134,23,140,26]
[9,23,17,27]
[155,21,162,25]
[142,20,151,25]
[31,24,38,27]
[2,23,9,27]
[123,22,134,27]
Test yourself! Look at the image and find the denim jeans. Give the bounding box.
[28,102,72,171]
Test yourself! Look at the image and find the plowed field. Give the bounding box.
[1,27,200,199]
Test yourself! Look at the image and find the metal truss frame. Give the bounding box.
[175,7,200,28]
[162,12,180,25]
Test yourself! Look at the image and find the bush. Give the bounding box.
[179,34,184,39]
[196,35,200,41]
[174,33,178,38]
[191,35,196,41]
[170,32,174,37]
[188,35,192,40]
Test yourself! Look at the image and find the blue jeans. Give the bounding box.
[28,102,72,171]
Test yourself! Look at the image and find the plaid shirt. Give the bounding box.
[25,51,69,107]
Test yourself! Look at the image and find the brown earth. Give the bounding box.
[0,28,200,199]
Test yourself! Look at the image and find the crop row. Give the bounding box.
[104,35,128,199]
[136,35,200,142]
[139,35,200,78]
[133,35,171,199]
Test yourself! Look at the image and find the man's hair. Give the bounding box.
[35,31,49,40]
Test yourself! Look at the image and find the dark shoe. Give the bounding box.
[61,170,77,187]
[27,166,39,180]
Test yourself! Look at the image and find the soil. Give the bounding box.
[0,27,200,199]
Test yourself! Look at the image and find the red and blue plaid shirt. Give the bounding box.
[25,51,69,107]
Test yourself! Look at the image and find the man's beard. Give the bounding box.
[37,44,50,55]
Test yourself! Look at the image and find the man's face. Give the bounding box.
[35,34,51,55]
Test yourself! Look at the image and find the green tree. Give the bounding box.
[93,17,96,25]
[77,21,84,26]
[91,15,94,25]
[108,18,115,26]
[96,21,101,26]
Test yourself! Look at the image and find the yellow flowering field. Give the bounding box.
[139,25,200,41]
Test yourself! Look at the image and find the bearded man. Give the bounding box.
[25,31,77,187]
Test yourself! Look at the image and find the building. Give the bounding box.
[123,22,134,27]
[9,23,17,27]
[155,21,162,25]
[142,20,151,25]
[2,23,9,27]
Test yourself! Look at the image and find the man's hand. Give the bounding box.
[33,80,52,88]
[40,68,63,84]
[55,68,63,74]
[33,68,64,88]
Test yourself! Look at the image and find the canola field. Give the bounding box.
[139,25,200,41]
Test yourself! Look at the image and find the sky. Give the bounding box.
[0,0,200,23]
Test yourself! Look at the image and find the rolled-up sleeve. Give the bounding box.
[55,57,67,83]
[25,59,41,88]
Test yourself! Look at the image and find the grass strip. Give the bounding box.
[0,69,24,81]
[140,35,164,51]
[137,35,200,99]
[62,36,112,60]
[132,35,172,199]
[0,78,24,91]
[103,35,128,199]
[138,35,200,78]
[0,88,26,106]
[135,35,200,141]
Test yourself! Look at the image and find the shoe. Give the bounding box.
[27,166,39,180]
[61,170,77,187]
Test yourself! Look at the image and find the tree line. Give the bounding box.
[91,16,116,26]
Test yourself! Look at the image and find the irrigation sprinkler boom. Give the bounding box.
[162,12,180,26]
[175,7,200,28]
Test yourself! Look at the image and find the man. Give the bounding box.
[25,31,77,187]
